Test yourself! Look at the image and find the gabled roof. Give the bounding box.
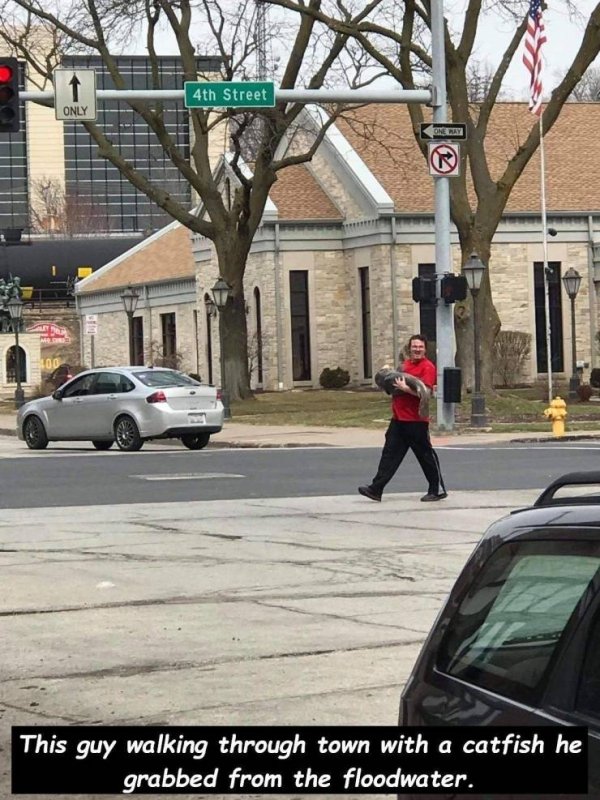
[76,220,195,293]
[269,163,342,220]
[336,102,600,213]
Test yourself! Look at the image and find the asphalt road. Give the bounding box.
[2,437,600,508]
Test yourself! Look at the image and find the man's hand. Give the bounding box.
[394,376,411,394]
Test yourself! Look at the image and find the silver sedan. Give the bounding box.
[17,367,224,451]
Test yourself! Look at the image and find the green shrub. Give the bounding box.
[319,367,350,389]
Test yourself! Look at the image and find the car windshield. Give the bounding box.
[135,371,200,388]
[437,540,600,705]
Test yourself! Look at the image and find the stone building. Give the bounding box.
[76,102,600,391]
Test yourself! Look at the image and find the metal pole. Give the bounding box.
[431,0,454,431]
[219,312,231,420]
[539,117,553,403]
[569,295,578,399]
[14,323,24,408]
[470,290,487,427]
[127,314,134,366]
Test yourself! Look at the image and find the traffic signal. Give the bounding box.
[440,273,468,304]
[412,276,436,303]
[0,58,20,133]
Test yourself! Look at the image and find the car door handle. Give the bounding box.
[73,398,83,403]
[106,394,117,400]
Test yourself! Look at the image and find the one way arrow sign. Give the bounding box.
[420,122,467,141]
[53,69,97,121]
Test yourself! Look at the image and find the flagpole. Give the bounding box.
[539,114,553,403]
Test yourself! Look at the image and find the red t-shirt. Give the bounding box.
[391,357,436,422]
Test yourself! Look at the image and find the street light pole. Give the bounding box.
[561,267,582,400]
[211,277,232,420]
[7,296,25,408]
[463,253,488,428]
[120,285,140,366]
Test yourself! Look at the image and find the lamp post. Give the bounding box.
[120,285,140,366]
[561,267,582,400]
[7,296,24,408]
[211,276,232,420]
[463,252,488,427]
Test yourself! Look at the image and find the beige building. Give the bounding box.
[76,102,600,391]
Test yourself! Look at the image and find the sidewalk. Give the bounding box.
[2,409,600,447]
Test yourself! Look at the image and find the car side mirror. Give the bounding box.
[52,389,63,401]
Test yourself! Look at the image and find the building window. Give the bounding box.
[254,287,263,384]
[418,264,437,356]
[160,312,177,362]
[359,267,372,379]
[132,316,144,365]
[290,270,311,381]
[6,345,26,383]
[534,262,564,373]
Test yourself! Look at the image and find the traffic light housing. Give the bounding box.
[0,58,20,133]
[412,276,436,303]
[440,273,468,304]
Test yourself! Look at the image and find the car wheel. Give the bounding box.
[92,440,113,451]
[114,416,144,452]
[23,416,49,450]
[181,433,210,450]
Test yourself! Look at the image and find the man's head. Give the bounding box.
[407,334,427,362]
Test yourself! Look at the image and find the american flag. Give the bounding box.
[523,0,547,116]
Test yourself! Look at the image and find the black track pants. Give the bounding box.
[370,419,445,496]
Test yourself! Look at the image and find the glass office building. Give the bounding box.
[0,54,219,235]
[62,55,219,233]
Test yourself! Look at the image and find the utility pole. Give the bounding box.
[430,1,456,432]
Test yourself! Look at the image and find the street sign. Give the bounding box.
[184,81,275,109]
[84,314,98,336]
[420,122,467,141]
[428,142,460,177]
[54,69,97,121]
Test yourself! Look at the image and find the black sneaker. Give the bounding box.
[420,491,448,502]
[358,485,382,502]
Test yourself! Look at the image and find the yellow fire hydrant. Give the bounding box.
[544,396,567,437]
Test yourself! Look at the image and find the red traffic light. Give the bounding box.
[0,64,14,83]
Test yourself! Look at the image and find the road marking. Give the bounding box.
[132,472,246,481]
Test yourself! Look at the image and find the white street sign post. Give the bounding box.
[53,69,97,121]
[428,141,460,177]
[84,314,98,335]
[85,314,98,368]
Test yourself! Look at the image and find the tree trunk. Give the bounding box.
[454,240,501,393]
[214,238,253,401]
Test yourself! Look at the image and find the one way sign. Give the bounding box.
[428,142,460,177]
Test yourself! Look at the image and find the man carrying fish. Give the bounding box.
[358,334,447,503]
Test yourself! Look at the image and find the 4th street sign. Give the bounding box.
[184,81,275,108]
[420,122,467,141]
[53,69,97,121]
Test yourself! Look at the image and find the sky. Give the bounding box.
[450,0,598,100]
[145,1,598,101]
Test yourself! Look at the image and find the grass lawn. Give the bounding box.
[231,386,600,432]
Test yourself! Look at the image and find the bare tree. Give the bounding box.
[0,0,363,399]
[562,65,600,100]
[265,0,600,390]
[30,176,109,233]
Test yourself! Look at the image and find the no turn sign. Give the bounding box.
[428,141,460,177]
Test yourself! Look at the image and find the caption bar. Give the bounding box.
[12,725,587,795]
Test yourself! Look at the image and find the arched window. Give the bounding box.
[6,345,26,383]
[254,286,263,384]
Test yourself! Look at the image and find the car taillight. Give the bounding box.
[146,390,167,404]
[216,389,222,401]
